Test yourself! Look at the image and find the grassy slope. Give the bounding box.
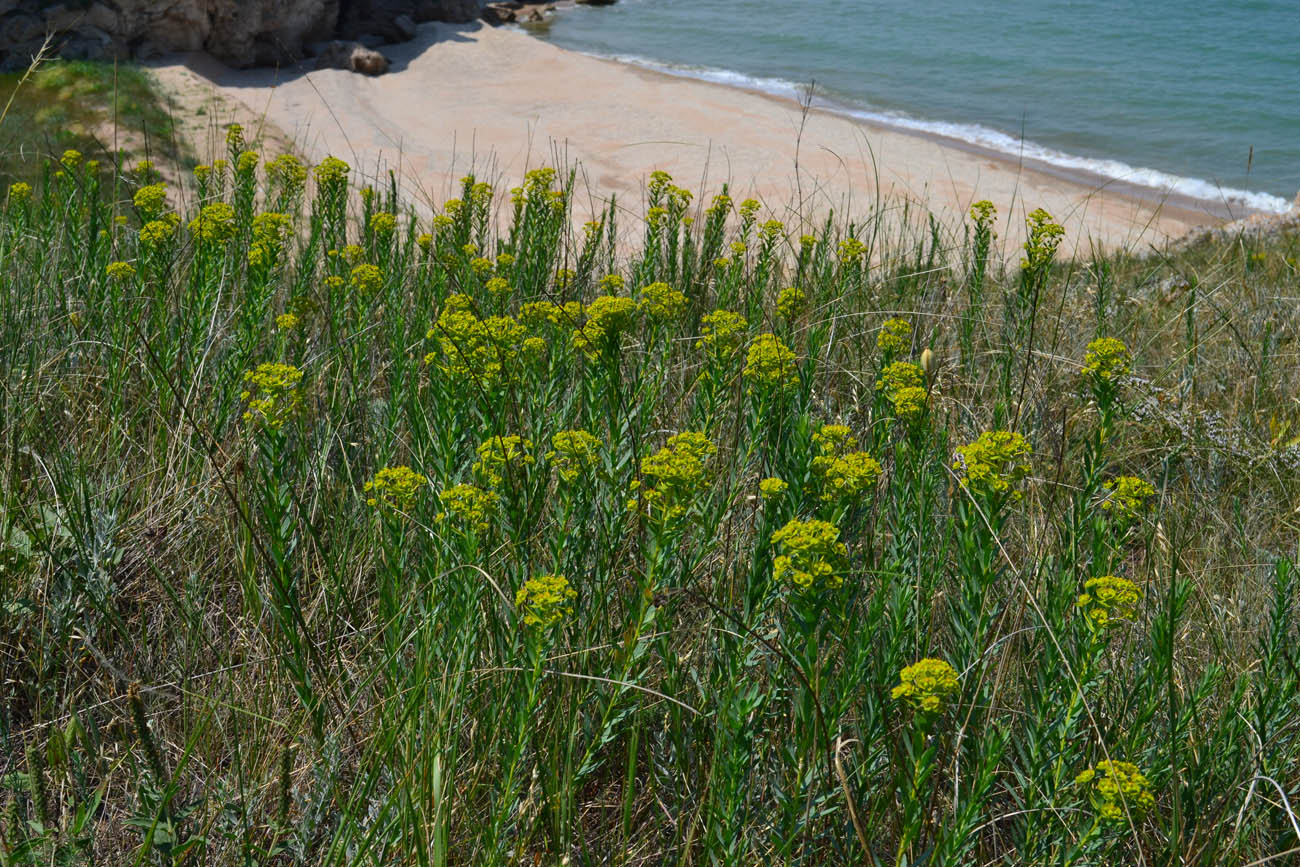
[0,100,1298,864]
[0,58,182,188]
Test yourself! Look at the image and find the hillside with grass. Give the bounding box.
[1,116,1299,865]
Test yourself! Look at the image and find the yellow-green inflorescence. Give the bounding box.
[697,309,748,356]
[350,263,384,296]
[771,518,847,591]
[426,294,525,385]
[1077,575,1141,632]
[1102,475,1155,518]
[744,333,797,393]
[365,465,427,511]
[516,573,577,630]
[572,295,639,356]
[1075,760,1155,822]
[473,435,535,487]
[190,202,237,244]
[105,260,136,282]
[240,362,303,430]
[877,317,912,355]
[891,658,960,715]
[638,282,688,322]
[892,386,929,425]
[133,182,168,219]
[436,483,498,532]
[1082,337,1132,391]
[953,431,1032,499]
[810,424,882,503]
[759,477,788,502]
[776,286,807,320]
[1022,208,1065,272]
[237,361,300,428]
[547,429,603,483]
[876,361,925,398]
[631,431,717,521]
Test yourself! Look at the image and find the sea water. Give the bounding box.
[531,0,1299,213]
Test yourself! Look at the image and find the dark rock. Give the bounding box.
[314,39,389,74]
[393,14,418,39]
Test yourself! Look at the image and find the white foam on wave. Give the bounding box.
[585,49,1295,215]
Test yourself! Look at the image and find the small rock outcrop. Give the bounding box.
[0,0,485,71]
[314,39,390,74]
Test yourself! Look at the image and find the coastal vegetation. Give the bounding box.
[1,118,1299,866]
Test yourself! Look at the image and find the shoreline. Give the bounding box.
[531,37,1292,221]
[600,50,1239,231]
[149,20,1256,254]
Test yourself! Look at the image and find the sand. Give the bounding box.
[150,20,1235,254]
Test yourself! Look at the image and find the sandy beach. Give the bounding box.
[151,20,1235,253]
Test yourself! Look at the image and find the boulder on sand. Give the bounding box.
[314,40,390,75]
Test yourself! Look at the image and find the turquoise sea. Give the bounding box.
[532,0,1299,213]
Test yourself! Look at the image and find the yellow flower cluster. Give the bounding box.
[697,309,748,355]
[572,295,638,356]
[811,427,881,502]
[250,212,292,266]
[639,282,687,321]
[812,424,856,454]
[877,317,912,354]
[236,151,259,174]
[365,465,427,510]
[473,434,535,487]
[758,477,788,502]
[485,277,511,297]
[892,386,929,425]
[838,237,867,264]
[470,256,494,276]
[969,199,996,225]
[1022,208,1065,272]
[815,452,883,503]
[313,156,350,187]
[632,431,717,521]
[436,482,498,532]
[547,429,602,482]
[1082,337,1132,388]
[520,300,583,329]
[743,333,797,393]
[771,518,847,590]
[776,286,807,320]
[891,658,960,714]
[876,361,925,397]
[1075,760,1155,822]
[1101,475,1155,518]
[276,313,299,331]
[515,573,577,629]
[425,296,524,384]
[8,182,31,202]
[190,202,237,244]
[953,431,1032,499]
[266,153,307,191]
[350,263,384,296]
[133,182,169,219]
[369,211,397,237]
[60,149,82,169]
[240,362,303,430]
[1077,575,1141,631]
[105,261,136,281]
[140,218,177,246]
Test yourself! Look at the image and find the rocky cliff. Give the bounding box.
[1,0,485,70]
